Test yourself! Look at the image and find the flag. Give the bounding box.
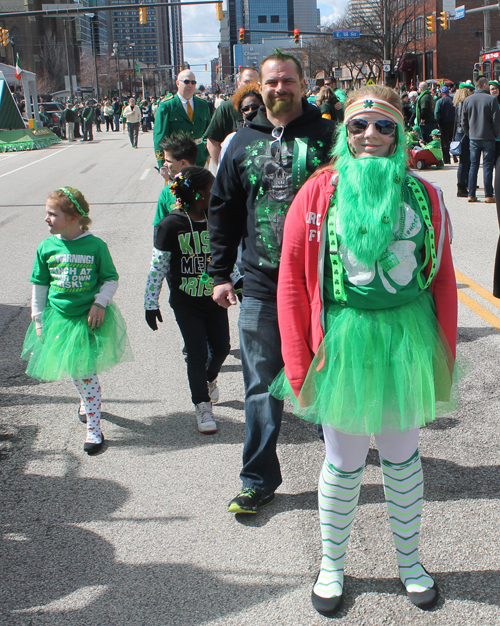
[15,54,21,81]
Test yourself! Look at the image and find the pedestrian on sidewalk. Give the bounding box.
[112,96,121,131]
[103,100,114,131]
[271,85,458,616]
[123,98,141,148]
[462,75,500,202]
[21,187,133,455]
[434,85,455,164]
[81,101,94,141]
[453,84,474,197]
[62,103,77,142]
[144,167,232,435]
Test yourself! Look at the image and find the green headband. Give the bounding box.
[57,187,87,217]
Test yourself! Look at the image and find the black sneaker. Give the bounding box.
[227,488,275,514]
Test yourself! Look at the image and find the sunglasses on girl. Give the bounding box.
[240,103,260,113]
[181,79,197,85]
[346,118,397,136]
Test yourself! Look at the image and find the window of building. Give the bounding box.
[415,16,423,39]
[258,15,267,23]
[406,19,413,42]
[425,51,433,79]
[270,15,279,23]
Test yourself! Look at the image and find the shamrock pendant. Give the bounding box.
[199,272,210,284]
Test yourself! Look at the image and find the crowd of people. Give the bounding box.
[28,52,500,617]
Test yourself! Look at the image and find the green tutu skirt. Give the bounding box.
[270,291,458,435]
[21,303,133,381]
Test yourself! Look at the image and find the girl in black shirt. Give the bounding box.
[144,167,231,434]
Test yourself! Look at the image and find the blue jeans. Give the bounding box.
[238,296,284,494]
[113,114,120,131]
[455,132,470,189]
[469,139,496,198]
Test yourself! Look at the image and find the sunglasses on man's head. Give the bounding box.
[240,103,260,113]
[181,79,197,85]
[346,118,397,136]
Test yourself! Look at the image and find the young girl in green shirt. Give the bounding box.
[21,188,132,454]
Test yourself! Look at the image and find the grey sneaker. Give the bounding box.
[195,401,217,434]
[207,378,219,403]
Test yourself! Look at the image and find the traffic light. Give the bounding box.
[293,29,300,44]
[239,28,245,44]
[1,28,9,46]
[139,7,147,24]
[426,14,435,33]
[216,2,223,21]
[439,11,448,29]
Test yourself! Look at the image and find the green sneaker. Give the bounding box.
[227,488,275,514]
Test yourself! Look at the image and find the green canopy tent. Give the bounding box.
[0,73,61,152]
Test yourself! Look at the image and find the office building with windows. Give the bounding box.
[110,0,176,67]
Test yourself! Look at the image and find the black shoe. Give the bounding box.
[84,434,104,455]
[78,407,87,423]
[227,488,275,514]
[404,568,439,610]
[457,185,468,198]
[311,573,343,616]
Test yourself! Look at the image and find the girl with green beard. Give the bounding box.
[271,86,458,616]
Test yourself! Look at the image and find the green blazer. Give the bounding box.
[153,94,211,167]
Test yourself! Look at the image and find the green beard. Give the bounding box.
[332,124,408,267]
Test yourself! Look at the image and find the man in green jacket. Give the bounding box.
[415,81,437,143]
[153,70,211,168]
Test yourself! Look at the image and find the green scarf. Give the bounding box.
[415,89,429,125]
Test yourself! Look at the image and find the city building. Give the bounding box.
[110,0,170,67]
[222,0,319,77]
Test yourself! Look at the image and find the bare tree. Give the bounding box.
[308,0,418,82]
[38,31,66,91]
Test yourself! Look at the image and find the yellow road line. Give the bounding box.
[455,269,500,310]
[457,289,500,332]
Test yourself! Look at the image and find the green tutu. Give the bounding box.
[270,291,457,435]
[21,303,133,381]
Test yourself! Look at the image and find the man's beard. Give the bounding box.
[265,91,298,115]
[332,125,408,267]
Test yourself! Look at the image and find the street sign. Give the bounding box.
[366,79,375,85]
[333,30,360,39]
[454,5,465,19]
[383,64,390,72]
[443,0,456,17]
[334,68,342,78]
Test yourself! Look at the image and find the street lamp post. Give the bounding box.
[63,18,75,101]
[85,12,100,100]
[112,42,122,101]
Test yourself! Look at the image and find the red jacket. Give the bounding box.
[277,169,457,398]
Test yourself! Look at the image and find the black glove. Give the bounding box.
[145,309,163,331]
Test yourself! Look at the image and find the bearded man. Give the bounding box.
[208,50,336,514]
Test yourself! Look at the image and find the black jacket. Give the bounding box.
[208,99,336,300]
[462,89,500,140]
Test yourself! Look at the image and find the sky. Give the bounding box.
[180,0,350,87]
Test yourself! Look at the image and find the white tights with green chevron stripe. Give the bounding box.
[315,427,433,598]
[381,450,434,593]
[314,460,363,599]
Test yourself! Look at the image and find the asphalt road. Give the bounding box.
[1,131,499,626]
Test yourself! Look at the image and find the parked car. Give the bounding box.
[40,102,65,137]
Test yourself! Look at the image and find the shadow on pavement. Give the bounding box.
[1,424,297,625]
[99,408,319,452]
[458,326,499,343]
